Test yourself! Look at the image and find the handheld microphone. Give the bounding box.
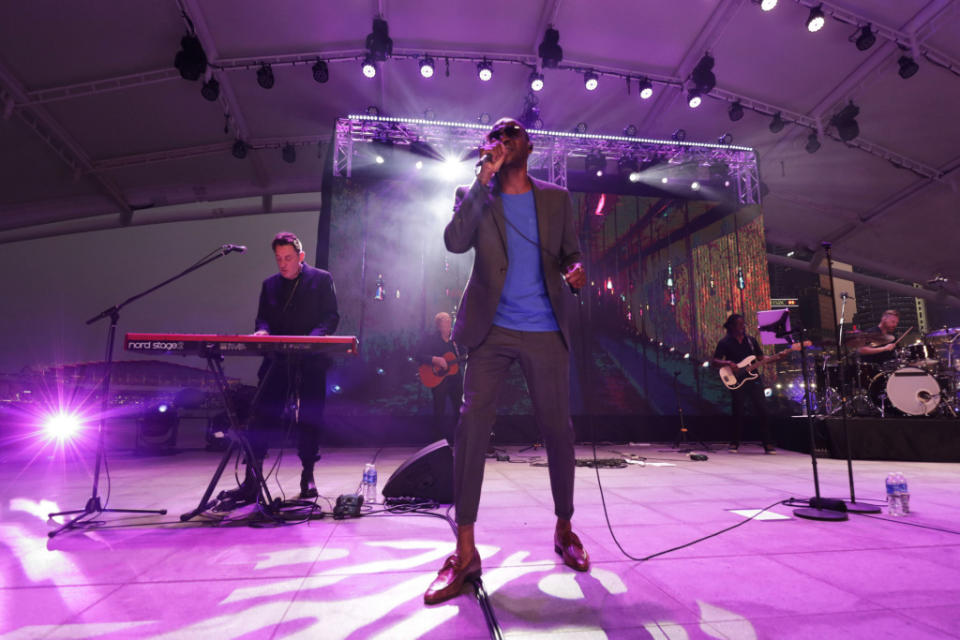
[222,244,247,254]
[475,153,493,167]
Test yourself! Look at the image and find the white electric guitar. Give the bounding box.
[718,341,812,390]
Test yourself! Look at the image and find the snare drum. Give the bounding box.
[897,341,939,369]
[870,367,941,416]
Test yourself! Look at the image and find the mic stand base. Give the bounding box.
[794,507,848,522]
[845,501,882,514]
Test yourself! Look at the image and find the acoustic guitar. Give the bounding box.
[718,341,812,390]
[418,351,466,388]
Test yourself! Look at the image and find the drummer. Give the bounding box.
[856,309,899,367]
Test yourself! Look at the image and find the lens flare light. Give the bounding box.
[43,412,83,441]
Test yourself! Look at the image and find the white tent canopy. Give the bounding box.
[1,0,958,287]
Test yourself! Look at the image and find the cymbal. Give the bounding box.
[841,331,872,348]
[927,327,960,339]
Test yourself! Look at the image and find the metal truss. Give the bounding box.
[334,115,761,204]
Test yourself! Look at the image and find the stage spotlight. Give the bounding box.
[623,124,638,137]
[806,5,825,32]
[729,101,744,121]
[718,132,733,145]
[753,0,777,10]
[365,17,393,61]
[585,150,606,177]
[423,108,436,120]
[43,412,82,441]
[672,128,686,141]
[637,77,653,100]
[477,59,493,81]
[617,155,639,177]
[691,53,716,94]
[520,101,541,129]
[419,56,436,78]
[702,360,710,367]
[769,112,785,133]
[584,71,599,91]
[687,89,702,108]
[854,24,876,51]
[231,139,248,159]
[362,54,377,78]
[331,384,342,394]
[898,55,919,79]
[415,160,423,170]
[538,27,563,68]
[366,105,380,116]
[575,121,588,134]
[691,181,701,191]
[200,78,219,101]
[830,101,860,141]
[478,112,491,125]
[661,177,669,184]
[256,63,275,89]
[312,59,329,83]
[375,155,385,164]
[174,35,207,81]
[282,143,296,163]
[529,71,544,92]
[629,172,641,183]
[805,132,821,153]
[137,403,179,453]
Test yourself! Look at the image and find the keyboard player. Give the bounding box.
[219,231,339,508]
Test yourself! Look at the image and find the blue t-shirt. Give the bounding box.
[493,190,560,332]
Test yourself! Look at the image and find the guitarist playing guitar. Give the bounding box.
[712,313,778,454]
[416,312,463,444]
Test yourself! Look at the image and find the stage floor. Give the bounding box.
[2,443,960,639]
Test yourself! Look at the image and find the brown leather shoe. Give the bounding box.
[424,552,482,605]
[554,529,590,572]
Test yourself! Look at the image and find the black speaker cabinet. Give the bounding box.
[381,440,454,503]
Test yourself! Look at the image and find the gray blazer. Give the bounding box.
[444,175,583,351]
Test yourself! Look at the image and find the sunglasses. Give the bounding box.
[488,124,525,141]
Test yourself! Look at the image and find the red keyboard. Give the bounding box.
[124,333,358,356]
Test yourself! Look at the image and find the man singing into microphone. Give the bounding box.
[424,118,589,605]
[217,232,339,508]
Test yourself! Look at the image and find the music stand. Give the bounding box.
[760,309,846,521]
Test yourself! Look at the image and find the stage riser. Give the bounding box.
[775,416,960,462]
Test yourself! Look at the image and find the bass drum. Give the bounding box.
[869,367,941,416]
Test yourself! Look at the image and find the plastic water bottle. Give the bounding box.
[897,472,910,515]
[885,472,902,516]
[361,463,378,505]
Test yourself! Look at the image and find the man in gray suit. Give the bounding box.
[424,118,590,605]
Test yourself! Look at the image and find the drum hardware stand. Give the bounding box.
[48,245,242,537]
[823,242,880,514]
[180,355,283,521]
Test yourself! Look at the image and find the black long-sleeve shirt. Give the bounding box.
[255,263,339,337]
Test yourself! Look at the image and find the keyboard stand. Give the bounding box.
[180,350,278,521]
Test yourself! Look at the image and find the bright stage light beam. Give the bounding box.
[43,413,82,441]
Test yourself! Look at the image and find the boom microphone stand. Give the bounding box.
[764,311,846,521]
[822,242,881,514]
[48,245,246,538]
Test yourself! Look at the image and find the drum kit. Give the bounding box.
[814,327,960,417]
